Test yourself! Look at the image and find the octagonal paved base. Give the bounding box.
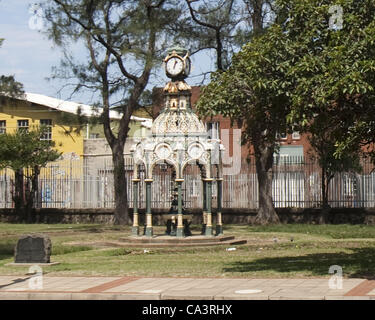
[65,235,247,248]
[116,234,247,247]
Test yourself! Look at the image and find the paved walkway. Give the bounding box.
[0,275,374,300]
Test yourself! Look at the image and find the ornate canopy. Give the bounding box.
[131,80,224,181]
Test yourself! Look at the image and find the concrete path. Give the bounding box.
[0,275,374,300]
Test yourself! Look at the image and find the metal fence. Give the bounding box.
[1,156,375,209]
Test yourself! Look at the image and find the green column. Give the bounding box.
[216,178,223,236]
[205,179,213,236]
[132,179,140,236]
[145,179,153,237]
[176,179,184,238]
[201,180,207,235]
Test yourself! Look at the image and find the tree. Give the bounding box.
[268,0,375,211]
[198,0,375,224]
[258,0,375,216]
[0,75,25,99]
[306,116,362,209]
[197,24,294,224]
[177,0,275,73]
[183,0,244,71]
[280,0,375,162]
[43,0,183,224]
[0,128,61,222]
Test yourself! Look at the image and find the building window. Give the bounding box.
[206,122,220,139]
[276,132,288,140]
[0,120,5,134]
[89,133,100,139]
[274,145,304,164]
[292,131,301,140]
[40,119,52,140]
[17,119,29,132]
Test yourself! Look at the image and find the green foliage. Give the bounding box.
[306,109,362,207]
[197,23,292,150]
[0,76,24,99]
[308,121,362,177]
[198,0,375,165]
[196,22,293,223]
[0,128,61,171]
[280,0,375,159]
[270,0,375,203]
[0,128,61,221]
[197,0,375,213]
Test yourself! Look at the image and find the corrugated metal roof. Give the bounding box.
[23,92,152,128]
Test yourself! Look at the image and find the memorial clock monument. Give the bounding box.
[130,46,224,238]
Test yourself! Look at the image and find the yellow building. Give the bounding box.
[0,93,152,159]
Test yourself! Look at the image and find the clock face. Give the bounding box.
[166,57,184,76]
[156,145,171,159]
[188,144,204,159]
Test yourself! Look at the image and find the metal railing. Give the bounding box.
[1,156,375,209]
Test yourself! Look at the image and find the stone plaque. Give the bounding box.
[14,234,52,263]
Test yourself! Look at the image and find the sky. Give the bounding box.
[0,1,215,105]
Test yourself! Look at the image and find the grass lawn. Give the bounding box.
[0,222,374,279]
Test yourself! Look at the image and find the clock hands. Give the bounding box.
[165,54,190,78]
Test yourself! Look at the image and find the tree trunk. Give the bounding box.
[251,0,264,34]
[112,142,130,225]
[24,166,40,223]
[24,176,33,223]
[13,168,26,222]
[254,144,280,225]
[321,167,333,209]
[319,167,332,224]
[32,166,41,209]
[321,166,327,208]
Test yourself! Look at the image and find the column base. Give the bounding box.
[131,226,139,236]
[205,226,213,236]
[176,227,184,238]
[145,227,153,237]
[201,224,206,235]
[216,225,223,236]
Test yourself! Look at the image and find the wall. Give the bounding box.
[86,118,149,139]
[1,208,375,225]
[84,137,139,157]
[0,98,84,157]
[83,138,136,175]
[83,119,150,170]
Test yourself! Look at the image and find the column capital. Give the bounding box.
[202,178,214,182]
[132,178,141,182]
[175,178,184,182]
[144,179,153,183]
